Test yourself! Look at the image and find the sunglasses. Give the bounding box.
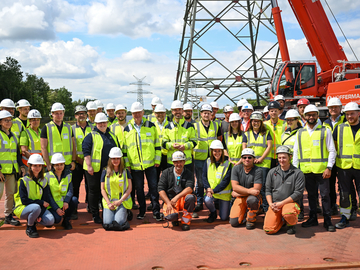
[242,156,253,160]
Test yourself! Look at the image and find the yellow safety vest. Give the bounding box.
[45,121,73,165]
[246,130,272,169]
[335,123,360,170]
[324,115,346,131]
[265,119,286,158]
[46,171,72,209]
[194,121,219,160]
[224,132,242,162]
[147,113,156,123]
[0,131,19,174]
[14,176,47,218]
[72,123,92,159]
[162,117,196,165]
[11,117,29,139]
[20,128,42,154]
[102,169,132,210]
[110,122,124,149]
[297,125,329,174]
[83,131,119,173]
[107,117,117,127]
[206,158,232,201]
[281,129,299,150]
[155,119,169,156]
[123,117,161,170]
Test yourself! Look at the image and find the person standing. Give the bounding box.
[106,103,117,126]
[221,105,234,135]
[263,106,269,120]
[183,103,196,124]
[236,99,248,118]
[296,98,310,126]
[0,99,16,116]
[210,101,221,126]
[114,104,128,129]
[224,113,242,166]
[94,100,104,114]
[148,97,162,123]
[293,105,336,232]
[240,103,253,132]
[274,95,287,120]
[12,99,31,140]
[86,101,97,128]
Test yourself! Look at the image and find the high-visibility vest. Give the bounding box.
[123,117,160,170]
[45,121,73,165]
[155,119,169,156]
[0,131,19,174]
[147,113,156,123]
[107,117,117,127]
[194,121,219,160]
[224,132,242,162]
[14,176,47,218]
[83,131,119,173]
[11,117,29,139]
[46,171,71,209]
[297,125,329,174]
[102,169,133,210]
[246,130,272,168]
[206,158,232,201]
[72,123,92,160]
[110,122,124,149]
[281,128,299,150]
[162,117,196,165]
[324,115,346,132]
[88,121,95,130]
[335,123,360,170]
[20,128,42,166]
[264,119,286,158]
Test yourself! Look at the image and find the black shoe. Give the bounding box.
[153,213,163,221]
[298,211,304,222]
[335,215,349,229]
[62,219,73,230]
[331,204,339,216]
[4,215,20,226]
[349,210,357,221]
[181,224,190,231]
[172,221,180,227]
[246,221,255,230]
[137,213,146,220]
[192,212,199,218]
[324,216,336,232]
[147,203,153,211]
[127,210,133,221]
[286,225,296,235]
[206,211,217,223]
[194,204,203,212]
[132,204,139,210]
[302,216,318,228]
[93,216,102,224]
[26,225,39,238]
[70,213,78,220]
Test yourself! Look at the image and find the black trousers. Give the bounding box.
[84,170,102,217]
[329,165,338,207]
[156,154,168,181]
[337,168,360,210]
[72,163,89,204]
[305,173,331,217]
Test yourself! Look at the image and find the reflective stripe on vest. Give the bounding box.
[265,119,286,158]
[25,128,42,154]
[155,119,169,156]
[246,130,271,168]
[194,121,218,160]
[46,172,71,209]
[206,158,232,201]
[336,123,360,170]
[224,132,242,162]
[46,121,73,165]
[0,131,19,174]
[110,122,124,149]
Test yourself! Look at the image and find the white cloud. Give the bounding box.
[121,47,153,62]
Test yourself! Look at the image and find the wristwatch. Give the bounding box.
[327,167,332,171]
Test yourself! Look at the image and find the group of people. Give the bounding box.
[0,94,359,238]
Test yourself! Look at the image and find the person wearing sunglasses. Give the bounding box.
[229,148,262,230]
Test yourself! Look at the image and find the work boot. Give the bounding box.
[206,211,217,223]
[335,215,349,229]
[349,210,357,221]
[181,224,190,231]
[194,204,203,212]
[246,221,255,230]
[93,215,102,224]
[302,213,318,228]
[172,221,180,227]
[132,204,139,210]
[298,210,304,222]
[323,215,336,232]
[153,212,163,221]
[103,223,114,231]
[137,212,146,220]
[147,203,153,211]
[331,204,339,216]
[62,219,73,230]
[26,225,39,238]
[192,212,199,218]
[127,209,133,221]
[4,215,20,226]
[286,225,296,235]
[120,221,130,231]
[70,209,78,220]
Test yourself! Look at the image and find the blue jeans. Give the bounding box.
[259,167,270,212]
[103,204,127,225]
[49,196,79,224]
[20,204,55,226]
[132,166,160,214]
[204,196,230,220]
[194,159,206,205]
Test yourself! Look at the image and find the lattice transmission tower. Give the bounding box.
[174,0,281,108]
[128,75,152,107]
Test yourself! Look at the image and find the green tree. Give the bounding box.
[49,87,74,117]
[0,57,23,100]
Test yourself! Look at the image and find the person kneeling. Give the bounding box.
[203,140,232,223]
[101,147,132,231]
[46,153,79,230]
[158,151,195,231]
[264,146,305,235]
[14,154,55,238]
[229,148,262,230]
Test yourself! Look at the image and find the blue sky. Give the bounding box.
[1,0,360,110]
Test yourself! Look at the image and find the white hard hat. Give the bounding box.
[241,148,255,157]
[94,112,109,123]
[171,100,183,109]
[241,103,254,111]
[343,102,360,112]
[28,154,45,165]
[183,103,193,111]
[27,109,42,119]
[130,102,144,113]
[16,99,31,109]
[274,95,285,101]
[237,98,248,107]
[0,110,13,119]
[250,111,263,120]
[115,104,127,112]
[327,97,342,107]
[51,102,65,112]
[109,147,123,158]
[285,109,300,119]
[94,100,104,109]
[0,98,15,108]
[229,113,241,122]
[172,151,186,161]
[276,145,292,155]
[200,104,213,112]
[51,153,66,164]
[151,97,162,106]
[106,103,116,110]
[210,140,224,150]
[304,104,319,114]
[263,106,269,113]
[223,106,234,113]
[210,101,219,109]
[154,104,166,113]
[86,101,97,111]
